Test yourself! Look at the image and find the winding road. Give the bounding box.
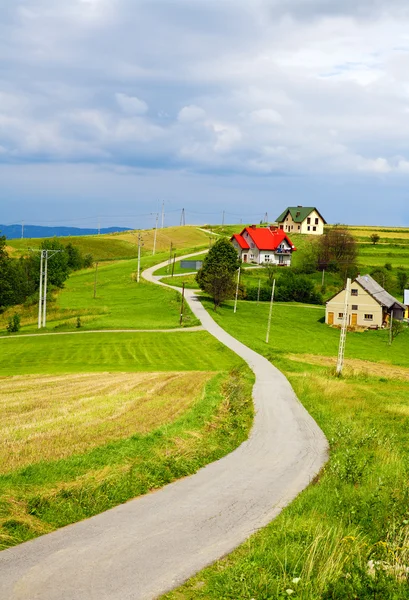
[0,253,328,600]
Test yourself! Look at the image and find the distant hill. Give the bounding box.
[0,224,131,239]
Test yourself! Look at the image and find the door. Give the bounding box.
[328,312,334,325]
[243,254,248,263]
[351,313,358,327]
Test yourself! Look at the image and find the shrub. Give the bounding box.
[7,313,21,333]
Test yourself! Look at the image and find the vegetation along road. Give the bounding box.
[0,252,327,599]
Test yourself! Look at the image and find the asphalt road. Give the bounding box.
[0,253,328,600]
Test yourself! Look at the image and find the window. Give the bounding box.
[351,289,358,296]
[338,313,344,318]
[250,253,254,259]
[264,255,270,262]
[315,218,319,225]
[352,305,358,310]
[298,225,300,230]
[364,314,373,320]
[307,217,311,224]
[307,226,311,231]
[313,226,316,231]
[291,225,293,229]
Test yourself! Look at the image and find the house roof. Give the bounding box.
[231,227,296,251]
[231,233,250,249]
[326,274,406,310]
[276,206,327,224]
[355,275,406,310]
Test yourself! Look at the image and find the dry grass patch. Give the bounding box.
[287,353,409,381]
[116,226,210,253]
[0,371,214,473]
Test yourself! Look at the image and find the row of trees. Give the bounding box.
[0,236,93,311]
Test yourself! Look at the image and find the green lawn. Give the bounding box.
[200,299,409,367]
[164,299,409,599]
[0,330,242,376]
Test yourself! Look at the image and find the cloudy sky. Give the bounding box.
[2,0,409,229]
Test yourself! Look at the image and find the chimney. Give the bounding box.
[250,224,257,229]
[269,225,277,232]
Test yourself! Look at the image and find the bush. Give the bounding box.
[7,313,21,333]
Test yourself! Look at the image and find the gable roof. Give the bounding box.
[231,233,250,249]
[326,274,405,310]
[276,206,327,224]
[355,275,406,310]
[231,227,296,251]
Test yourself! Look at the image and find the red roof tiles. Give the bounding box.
[231,227,296,251]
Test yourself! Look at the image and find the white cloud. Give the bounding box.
[177,105,207,123]
[250,109,283,125]
[115,93,148,115]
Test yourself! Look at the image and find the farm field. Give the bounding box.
[0,247,208,334]
[165,299,409,599]
[6,226,212,261]
[0,328,253,550]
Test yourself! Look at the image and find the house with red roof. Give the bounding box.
[231,225,296,266]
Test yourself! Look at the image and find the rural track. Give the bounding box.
[0,251,328,600]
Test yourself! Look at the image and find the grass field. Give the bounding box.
[0,250,204,334]
[0,330,242,376]
[6,226,212,261]
[164,299,409,599]
[0,365,254,551]
[0,323,254,550]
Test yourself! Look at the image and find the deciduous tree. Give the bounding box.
[196,238,240,309]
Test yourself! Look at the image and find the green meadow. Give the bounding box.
[165,298,409,599]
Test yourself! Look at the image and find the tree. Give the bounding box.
[370,233,380,245]
[196,238,240,309]
[397,269,408,293]
[26,239,70,290]
[263,263,276,286]
[370,267,393,291]
[316,226,358,276]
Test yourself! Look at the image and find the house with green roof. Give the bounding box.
[275,206,326,235]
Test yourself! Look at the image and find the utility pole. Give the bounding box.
[21,221,24,240]
[152,213,159,255]
[264,212,268,224]
[137,234,143,282]
[234,267,241,313]
[161,200,165,229]
[389,309,394,345]
[322,269,325,287]
[93,262,99,298]
[98,218,100,235]
[266,279,276,344]
[171,252,176,277]
[257,278,261,305]
[179,283,185,326]
[167,242,173,274]
[222,210,225,227]
[180,208,185,226]
[33,249,62,329]
[336,277,351,376]
[38,250,44,328]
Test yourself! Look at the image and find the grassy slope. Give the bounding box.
[164,300,409,599]
[6,226,212,261]
[0,249,206,334]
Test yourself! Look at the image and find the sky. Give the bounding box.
[2,0,409,229]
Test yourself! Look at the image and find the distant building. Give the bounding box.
[231,225,296,266]
[326,274,406,329]
[276,206,326,235]
[404,289,409,319]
